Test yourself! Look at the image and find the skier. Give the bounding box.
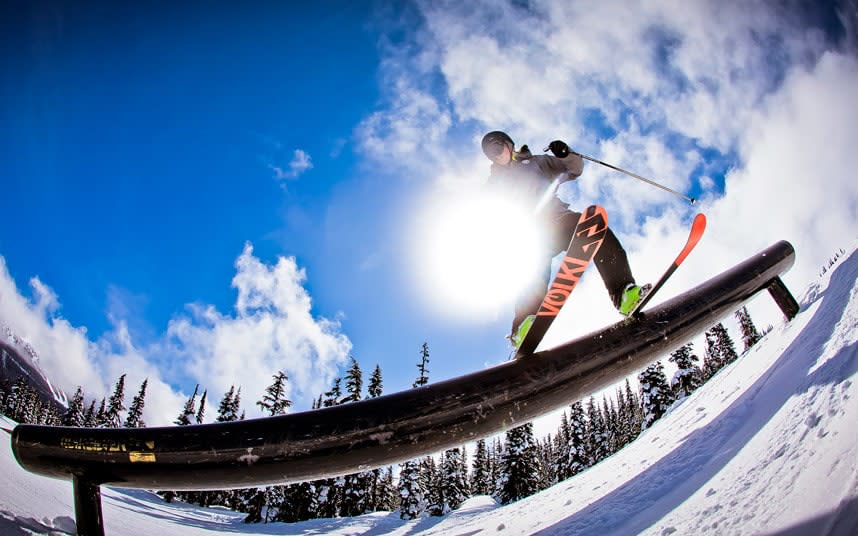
[481,130,649,347]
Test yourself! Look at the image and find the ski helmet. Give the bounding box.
[481,131,514,159]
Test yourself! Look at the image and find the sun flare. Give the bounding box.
[414,188,547,321]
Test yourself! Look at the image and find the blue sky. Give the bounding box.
[2,1,857,425]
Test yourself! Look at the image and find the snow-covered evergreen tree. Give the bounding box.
[471,439,492,495]
[277,482,318,522]
[341,471,372,517]
[414,342,430,388]
[714,322,739,365]
[175,385,199,426]
[195,389,207,424]
[323,377,342,407]
[703,322,739,379]
[670,343,703,399]
[553,412,572,480]
[316,476,343,519]
[602,396,619,455]
[735,306,763,352]
[559,401,588,479]
[375,467,398,511]
[95,398,108,427]
[343,357,363,403]
[216,385,241,422]
[495,423,542,504]
[83,400,97,427]
[398,459,425,519]
[124,379,148,428]
[585,396,608,465]
[367,364,383,399]
[421,456,440,515]
[63,386,86,427]
[105,374,126,428]
[538,435,557,487]
[257,371,292,416]
[623,379,643,441]
[639,361,675,428]
[433,448,469,515]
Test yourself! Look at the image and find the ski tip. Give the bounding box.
[692,212,707,234]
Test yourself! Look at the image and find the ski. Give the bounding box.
[629,212,707,317]
[515,205,608,358]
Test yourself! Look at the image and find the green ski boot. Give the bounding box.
[511,314,536,349]
[617,283,652,316]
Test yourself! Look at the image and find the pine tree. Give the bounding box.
[471,439,492,495]
[175,385,199,426]
[670,343,703,399]
[602,396,619,455]
[714,322,739,365]
[586,396,608,465]
[560,401,589,479]
[433,448,469,515]
[398,459,425,519]
[124,379,148,428]
[105,374,127,428]
[375,467,398,511]
[367,365,383,399]
[83,400,97,427]
[315,477,342,519]
[216,385,241,422]
[343,357,363,403]
[538,435,557,488]
[413,342,430,388]
[639,361,675,428]
[623,379,643,441]
[495,423,542,504]
[735,306,763,352]
[553,412,572,480]
[195,389,207,424]
[490,437,504,496]
[63,387,86,427]
[703,323,738,379]
[277,482,318,522]
[95,398,108,427]
[341,471,372,517]
[422,456,441,515]
[257,372,292,416]
[323,378,342,407]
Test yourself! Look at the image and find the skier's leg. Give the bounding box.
[511,263,552,336]
[551,210,636,309]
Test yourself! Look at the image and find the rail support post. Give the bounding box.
[73,475,104,536]
[767,277,800,320]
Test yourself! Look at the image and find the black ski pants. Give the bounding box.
[512,209,635,335]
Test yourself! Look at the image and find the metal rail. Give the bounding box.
[11,240,798,536]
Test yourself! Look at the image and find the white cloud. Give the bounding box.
[270,149,313,183]
[167,243,352,410]
[359,0,858,339]
[0,245,351,426]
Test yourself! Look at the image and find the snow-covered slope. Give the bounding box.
[2,247,857,535]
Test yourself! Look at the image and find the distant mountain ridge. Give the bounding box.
[0,322,68,412]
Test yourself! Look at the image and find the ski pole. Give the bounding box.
[547,147,697,205]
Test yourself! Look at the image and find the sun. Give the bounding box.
[412,187,547,321]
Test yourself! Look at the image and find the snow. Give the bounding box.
[2,247,858,535]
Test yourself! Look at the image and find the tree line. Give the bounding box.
[0,307,765,523]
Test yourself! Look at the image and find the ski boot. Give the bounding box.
[510,314,536,349]
[617,283,652,316]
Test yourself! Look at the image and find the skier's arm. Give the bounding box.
[535,152,583,183]
[545,140,583,180]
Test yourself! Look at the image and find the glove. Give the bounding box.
[547,140,573,158]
